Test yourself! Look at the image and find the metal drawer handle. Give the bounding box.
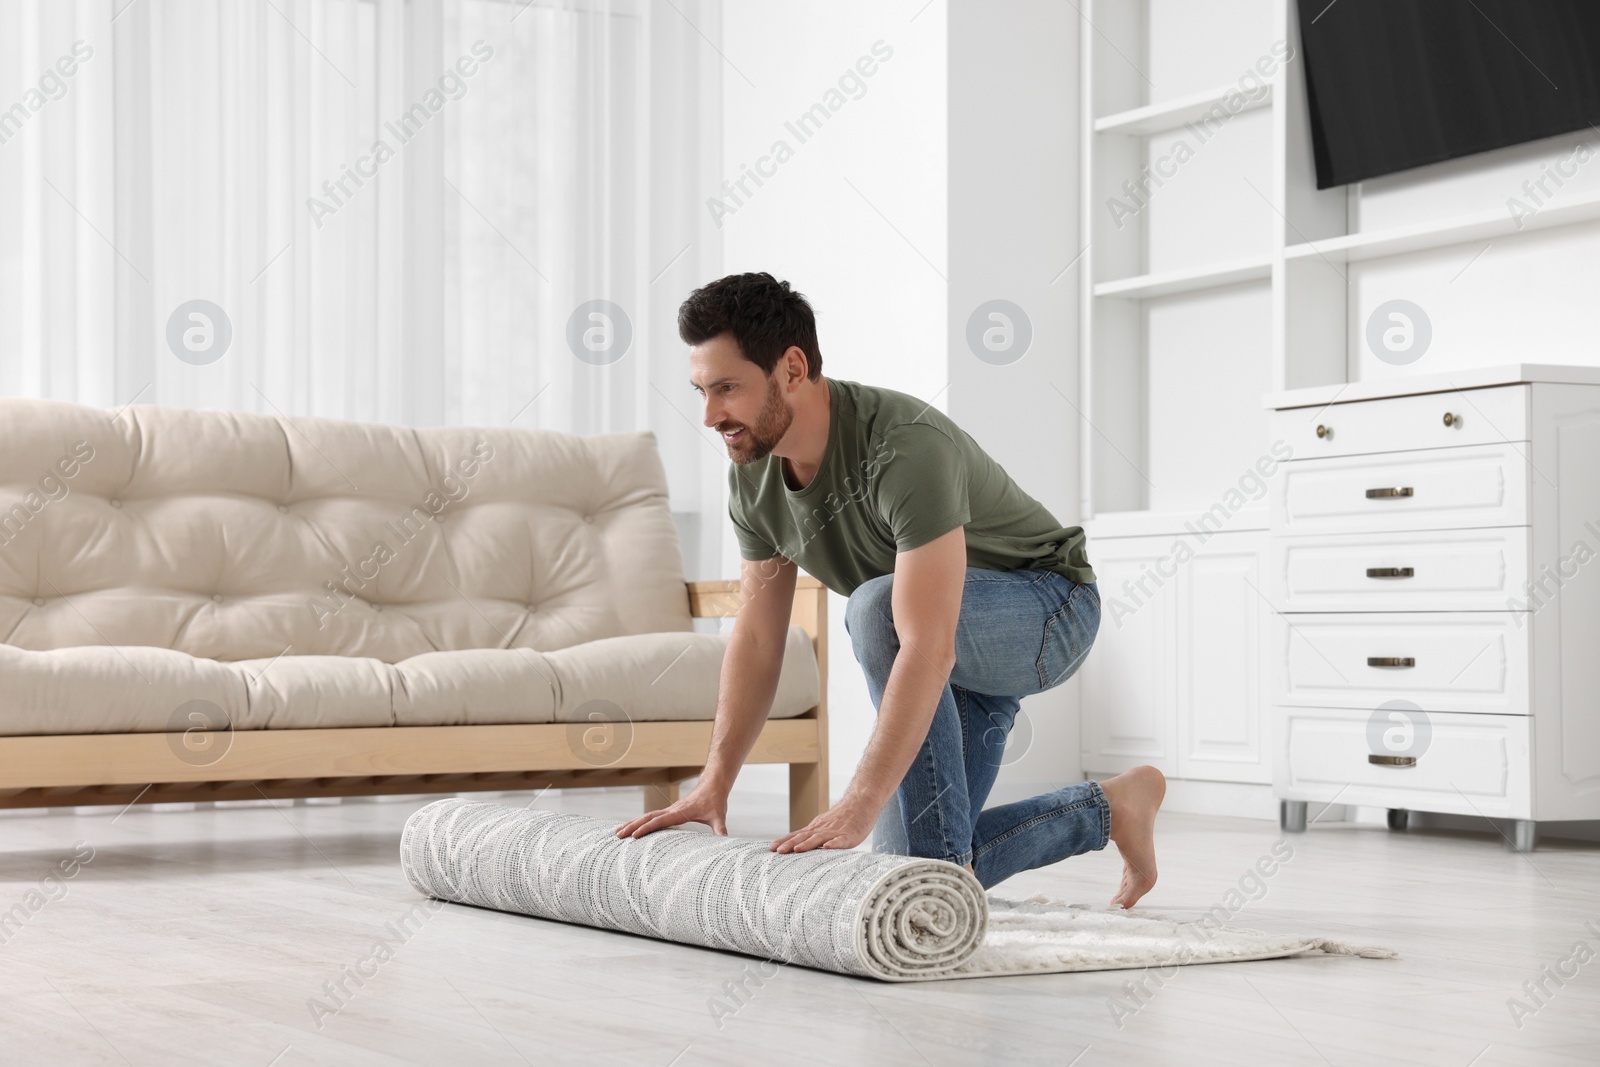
[1316,424,1332,439]
[1369,754,1418,767]
[1366,567,1415,579]
[1367,656,1415,668]
[1366,487,1414,499]
[1442,412,1458,427]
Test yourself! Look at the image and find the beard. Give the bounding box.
[720,374,793,465]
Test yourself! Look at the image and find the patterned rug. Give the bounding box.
[400,798,1395,982]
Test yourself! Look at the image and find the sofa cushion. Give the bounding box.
[0,625,819,735]
[542,623,819,724]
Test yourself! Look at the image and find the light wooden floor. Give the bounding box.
[1,787,1597,1066]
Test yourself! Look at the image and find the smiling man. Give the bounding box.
[613,271,1166,908]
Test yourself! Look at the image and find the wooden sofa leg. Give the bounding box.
[788,762,825,831]
[644,779,679,812]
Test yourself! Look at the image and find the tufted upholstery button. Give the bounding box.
[33,597,45,607]
[526,604,538,613]
[371,603,383,612]
[277,504,289,514]
[583,513,594,524]
[211,593,223,603]
[109,499,122,509]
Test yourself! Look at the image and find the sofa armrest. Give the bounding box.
[685,575,826,639]
[684,578,741,618]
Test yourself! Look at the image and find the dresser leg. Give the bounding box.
[1280,800,1307,833]
[1510,819,1537,853]
[1386,808,1409,831]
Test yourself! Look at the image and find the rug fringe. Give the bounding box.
[1308,938,1400,960]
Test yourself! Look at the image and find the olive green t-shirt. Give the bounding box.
[726,375,1095,598]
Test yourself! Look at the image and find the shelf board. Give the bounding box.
[1094,82,1273,136]
[1093,257,1272,300]
[1284,190,1600,265]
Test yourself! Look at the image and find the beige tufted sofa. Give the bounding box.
[0,399,828,829]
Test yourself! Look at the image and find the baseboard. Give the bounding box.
[1345,805,1600,844]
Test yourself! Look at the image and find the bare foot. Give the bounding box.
[1098,765,1165,909]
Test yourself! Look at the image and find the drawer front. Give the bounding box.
[1273,612,1529,715]
[1269,528,1531,612]
[1272,443,1528,535]
[1275,707,1530,818]
[1270,384,1528,459]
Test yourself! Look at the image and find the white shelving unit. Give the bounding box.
[1076,0,1600,821]
[1079,0,1287,522]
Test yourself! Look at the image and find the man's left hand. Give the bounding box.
[770,798,880,854]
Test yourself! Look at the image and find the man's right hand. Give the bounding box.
[614,782,730,839]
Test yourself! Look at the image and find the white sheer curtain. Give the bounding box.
[0,0,724,565]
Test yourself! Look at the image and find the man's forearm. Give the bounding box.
[697,627,787,793]
[840,640,953,811]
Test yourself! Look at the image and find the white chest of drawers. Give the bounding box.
[1265,365,1600,851]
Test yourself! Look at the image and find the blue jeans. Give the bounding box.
[845,567,1106,889]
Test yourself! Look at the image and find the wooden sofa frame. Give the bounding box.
[0,577,830,832]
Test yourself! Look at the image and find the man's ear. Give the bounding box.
[785,345,811,385]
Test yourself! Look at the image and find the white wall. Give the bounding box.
[717,0,949,798]
[948,0,1084,805]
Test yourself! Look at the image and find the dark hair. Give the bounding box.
[677,272,822,380]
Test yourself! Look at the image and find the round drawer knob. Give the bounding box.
[1316,424,1331,439]
[1442,411,1458,427]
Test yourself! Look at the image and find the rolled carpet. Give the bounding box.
[400,797,987,981]
[400,798,1396,982]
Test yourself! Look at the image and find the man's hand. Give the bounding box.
[614,783,730,839]
[769,797,879,854]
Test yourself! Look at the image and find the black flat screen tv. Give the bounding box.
[1297,0,1600,188]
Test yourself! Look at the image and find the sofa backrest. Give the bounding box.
[0,399,693,662]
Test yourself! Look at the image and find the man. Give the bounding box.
[614,272,1165,908]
